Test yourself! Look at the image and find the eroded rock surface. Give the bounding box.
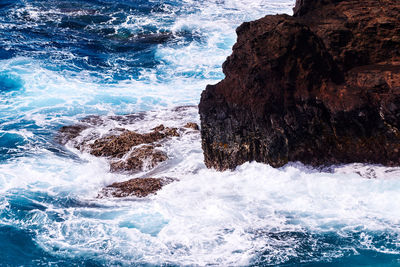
[99,178,165,198]
[199,0,400,170]
[110,145,168,173]
[57,106,200,197]
[184,122,200,130]
[89,125,179,159]
[57,123,180,173]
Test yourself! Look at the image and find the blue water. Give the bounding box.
[1,0,400,266]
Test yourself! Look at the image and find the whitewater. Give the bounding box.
[0,0,400,266]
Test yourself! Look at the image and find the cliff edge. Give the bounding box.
[199,0,400,170]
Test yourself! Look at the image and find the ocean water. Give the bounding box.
[0,0,400,266]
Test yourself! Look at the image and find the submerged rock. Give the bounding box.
[110,145,168,173]
[56,106,200,175]
[184,122,200,131]
[100,178,164,198]
[56,124,89,145]
[56,106,200,198]
[89,125,179,158]
[199,0,400,170]
[86,125,179,172]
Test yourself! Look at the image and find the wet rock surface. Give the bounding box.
[56,124,89,145]
[89,125,179,159]
[56,106,200,197]
[57,121,191,173]
[58,124,177,173]
[110,145,168,173]
[199,0,400,170]
[99,178,166,198]
[184,122,200,131]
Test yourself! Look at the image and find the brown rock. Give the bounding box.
[199,0,400,170]
[164,127,180,137]
[56,118,181,173]
[56,124,89,145]
[152,124,165,131]
[184,122,200,130]
[110,145,168,173]
[89,125,179,158]
[101,178,163,197]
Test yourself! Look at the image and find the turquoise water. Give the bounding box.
[1,0,400,266]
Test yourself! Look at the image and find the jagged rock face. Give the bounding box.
[199,0,400,170]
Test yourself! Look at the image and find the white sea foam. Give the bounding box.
[0,57,206,127]
[2,0,400,265]
[155,0,294,83]
[1,107,400,266]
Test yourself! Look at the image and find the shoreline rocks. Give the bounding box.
[56,106,200,197]
[98,178,170,198]
[199,0,400,170]
[109,145,168,173]
[59,124,178,173]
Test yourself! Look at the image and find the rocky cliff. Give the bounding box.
[199,0,400,170]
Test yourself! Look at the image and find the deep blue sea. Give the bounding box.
[0,0,400,266]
